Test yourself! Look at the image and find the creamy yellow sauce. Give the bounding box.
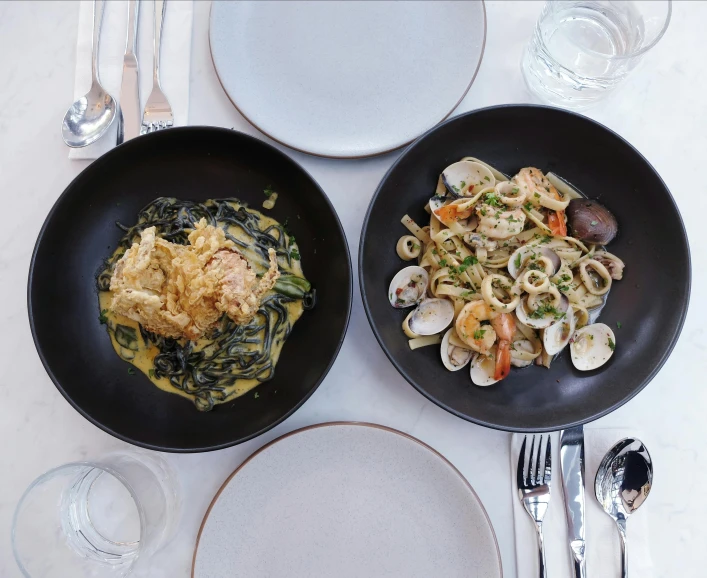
[99,200,307,409]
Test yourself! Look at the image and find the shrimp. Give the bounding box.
[433,202,474,227]
[514,167,567,237]
[490,312,515,380]
[456,301,516,380]
[456,301,496,354]
[475,204,526,239]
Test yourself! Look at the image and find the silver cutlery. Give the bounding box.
[595,438,653,578]
[141,0,173,134]
[560,426,586,578]
[62,0,117,147]
[517,435,552,578]
[118,0,141,144]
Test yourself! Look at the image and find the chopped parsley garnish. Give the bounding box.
[514,253,522,269]
[254,391,260,398]
[448,255,478,276]
[561,274,571,282]
[524,202,534,212]
[460,290,476,297]
[264,185,275,197]
[528,304,565,320]
[616,321,622,329]
[98,309,109,324]
[506,215,520,223]
[484,176,491,182]
[608,338,615,351]
[127,367,136,375]
[438,259,448,267]
[412,244,420,251]
[473,329,486,340]
[512,187,519,193]
[148,369,156,378]
[290,249,301,260]
[452,184,460,192]
[540,235,552,244]
[480,209,487,216]
[460,181,466,189]
[432,249,438,255]
[484,193,502,207]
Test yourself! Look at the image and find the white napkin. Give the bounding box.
[511,429,653,578]
[69,0,193,159]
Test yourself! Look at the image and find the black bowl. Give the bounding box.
[29,127,352,452]
[360,105,690,432]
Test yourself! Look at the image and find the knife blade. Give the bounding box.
[560,426,586,578]
[119,0,141,143]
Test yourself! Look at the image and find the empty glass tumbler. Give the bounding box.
[522,1,672,109]
[12,451,180,577]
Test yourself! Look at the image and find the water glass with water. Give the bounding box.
[522,1,672,109]
[12,451,180,577]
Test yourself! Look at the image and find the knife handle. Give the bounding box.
[126,0,139,55]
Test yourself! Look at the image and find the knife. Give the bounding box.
[560,426,586,578]
[119,0,141,143]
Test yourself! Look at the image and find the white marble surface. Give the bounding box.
[0,1,705,577]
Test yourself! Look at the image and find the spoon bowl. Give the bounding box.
[594,437,653,578]
[61,0,116,148]
[61,81,117,147]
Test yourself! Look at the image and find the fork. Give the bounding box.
[517,434,552,578]
[141,0,173,134]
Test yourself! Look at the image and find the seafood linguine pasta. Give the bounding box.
[389,158,624,386]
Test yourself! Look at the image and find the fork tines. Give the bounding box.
[517,434,552,488]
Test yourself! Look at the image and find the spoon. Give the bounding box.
[62,0,117,147]
[594,438,653,578]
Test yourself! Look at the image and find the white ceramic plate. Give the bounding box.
[192,423,502,578]
[209,1,486,158]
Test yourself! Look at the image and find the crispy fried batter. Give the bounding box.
[109,219,280,340]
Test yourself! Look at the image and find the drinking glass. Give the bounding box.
[12,451,180,577]
[521,1,672,109]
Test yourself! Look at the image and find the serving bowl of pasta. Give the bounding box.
[360,105,690,432]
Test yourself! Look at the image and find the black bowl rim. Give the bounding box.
[359,104,692,433]
[28,126,353,452]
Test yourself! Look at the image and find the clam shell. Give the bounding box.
[440,328,473,371]
[469,350,499,386]
[408,298,454,336]
[542,309,576,355]
[510,339,537,368]
[441,161,495,198]
[566,199,618,245]
[570,323,615,371]
[388,266,429,308]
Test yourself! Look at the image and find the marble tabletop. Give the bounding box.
[1,1,705,577]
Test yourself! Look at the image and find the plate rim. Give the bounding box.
[358,104,692,432]
[208,1,487,159]
[190,421,503,577]
[27,126,353,453]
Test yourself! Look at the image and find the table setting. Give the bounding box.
[1,1,706,577]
